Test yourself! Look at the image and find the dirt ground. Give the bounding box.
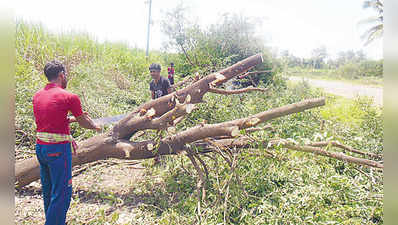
[15,160,148,224]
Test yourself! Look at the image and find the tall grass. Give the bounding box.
[15,20,166,158]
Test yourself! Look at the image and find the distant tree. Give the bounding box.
[288,55,302,67]
[358,59,383,77]
[360,0,383,46]
[160,3,197,67]
[311,46,328,69]
[345,50,356,62]
[279,50,302,68]
[302,58,313,69]
[355,50,367,62]
[160,4,278,86]
[280,50,290,58]
[334,50,368,67]
[280,50,291,68]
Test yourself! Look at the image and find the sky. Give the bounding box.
[5,0,383,59]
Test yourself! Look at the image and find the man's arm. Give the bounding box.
[68,94,100,131]
[75,112,101,132]
[151,91,155,99]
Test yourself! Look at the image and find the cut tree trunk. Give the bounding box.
[15,97,325,188]
[15,54,331,189]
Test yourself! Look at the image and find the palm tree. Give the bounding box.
[360,0,383,46]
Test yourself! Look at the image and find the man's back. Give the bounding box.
[33,83,82,137]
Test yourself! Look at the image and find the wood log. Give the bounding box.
[15,96,325,188]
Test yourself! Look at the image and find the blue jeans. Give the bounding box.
[36,143,72,225]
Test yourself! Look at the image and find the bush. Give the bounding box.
[161,8,281,86]
[336,63,360,79]
[358,60,383,77]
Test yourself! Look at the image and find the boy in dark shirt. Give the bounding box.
[148,63,172,165]
[149,63,172,99]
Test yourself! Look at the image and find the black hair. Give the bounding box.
[44,60,65,81]
[149,63,161,71]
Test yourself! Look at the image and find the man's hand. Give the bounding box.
[67,116,77,123]
[94,125,102,132]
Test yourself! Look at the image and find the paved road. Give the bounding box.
[287,76,383,106]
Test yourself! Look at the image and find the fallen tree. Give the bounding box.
[15,53,382,188]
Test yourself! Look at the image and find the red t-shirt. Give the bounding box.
[33,83,83,144]
[168,67,175,75]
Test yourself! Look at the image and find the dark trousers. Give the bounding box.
[168,75,174,85]
[36,143,72,225]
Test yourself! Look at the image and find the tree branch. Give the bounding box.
[308,141,381,159]
[238,69,274,79]
[209,86,269,95]
[112,53,264,140]
[277,141,383,169]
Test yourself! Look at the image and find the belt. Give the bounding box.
[36,132,77,153]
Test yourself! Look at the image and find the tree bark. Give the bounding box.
[15,96,325,188]
[209,86,269,95]
[282,143,383,169]
[308,141,381,158]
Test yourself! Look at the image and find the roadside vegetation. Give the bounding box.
[280,48,383,86]
[15,5,383,224]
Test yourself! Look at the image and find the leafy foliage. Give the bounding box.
[360,0,383,46]
[160,5,280,86]
[281,48,383,83]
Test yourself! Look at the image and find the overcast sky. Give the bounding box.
[6,0,382,59]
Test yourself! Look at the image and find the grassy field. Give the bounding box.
[15,21,383,224]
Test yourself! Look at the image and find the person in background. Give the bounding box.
[167,62,175,85]
[149,63,172,99]
[148,63,172,164]
[33,60,101,225]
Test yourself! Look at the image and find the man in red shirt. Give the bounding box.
[33,60,100,225]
